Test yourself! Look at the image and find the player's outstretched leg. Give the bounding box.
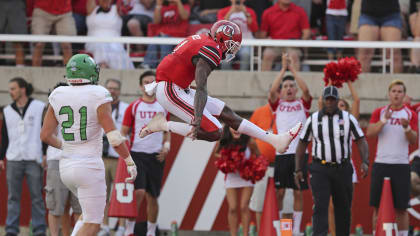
[218,106,302,153]
[139,113,221,141]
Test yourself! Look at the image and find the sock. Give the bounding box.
[71,220,83,236]
[237,119,275,145]
[125,220,136,236]
[279,210,283,219]
[399,230,408,236]
[167,121,192,136]
[293,211,303,234]
[147,221,157,235]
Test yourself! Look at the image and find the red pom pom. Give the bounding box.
[323,57,361,88]
[214,148,237,174]
[238,155,269,184]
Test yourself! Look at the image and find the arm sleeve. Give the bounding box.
[260,10,269,34]
[299,8,310,30]
[217,7,228,20]
[410,110,418,131]
[122,103,134,127]
[299,115,312,142]
[247,8,259,32]
[0,118,9,160]
[198,45,221,69]
[370,107,381,123]
[268,98,279,111]
[301,97,312,110]
[349,114,365,140]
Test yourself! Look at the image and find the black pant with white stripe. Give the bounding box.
[309,160,353,236]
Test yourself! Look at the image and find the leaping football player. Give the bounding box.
[141,20,302,153]
[41,54,137,236]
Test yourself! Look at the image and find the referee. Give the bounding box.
[294,86,369,236]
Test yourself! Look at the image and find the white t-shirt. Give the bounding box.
[370,105,418,164]
[128,0,154,19]
[122,98,168,154]
[326,0,348,16]
[49,85,113,168]
[228,11,254,39]
[271,98,311,155]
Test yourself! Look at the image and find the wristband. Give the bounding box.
[163,141,170,150]
[380,116,388,124]
[124,155,135,166]
[404,126,411,132]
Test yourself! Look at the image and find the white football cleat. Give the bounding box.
[273,122,303,154]
[139,113,168,138]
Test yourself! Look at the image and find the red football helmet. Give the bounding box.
[210,20,242,61]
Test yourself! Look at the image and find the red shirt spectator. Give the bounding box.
[261,3,309,39]
[35,0,72,15]
[72,0,88,16]
[156,4,191,37]
[217,6,258,34]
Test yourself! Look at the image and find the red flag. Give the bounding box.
[108,155,137,218]
[375,177,398,236]
[259,178,280,236]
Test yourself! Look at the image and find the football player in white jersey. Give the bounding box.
[41,54,137,236]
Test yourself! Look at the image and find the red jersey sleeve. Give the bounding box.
[122,102,135,127]
[268,98,279,111]
[410,109,418,131]
[412,102,420,113]
[298,8,310,30]
[260,9,270,34]
[370,107,382,123]
[198,45,221,69]
[301,96,312,110]
[247,8,259,32]
[217,7,229,20]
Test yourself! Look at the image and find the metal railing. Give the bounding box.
[1,34,420,73]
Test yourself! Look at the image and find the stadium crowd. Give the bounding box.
[1,0,420,72]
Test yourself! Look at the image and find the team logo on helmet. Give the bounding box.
[218,25,234,38]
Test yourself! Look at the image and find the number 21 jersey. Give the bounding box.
[49,85,112,160]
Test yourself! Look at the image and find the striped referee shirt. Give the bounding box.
[300,109,365,163]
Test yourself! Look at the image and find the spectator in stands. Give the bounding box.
[409,0,420,73]
[269,53,311,235]
[72,0,88,36]
[45,82,82,236]
[0,78,47,236]
[358,0,403,73]
[217,0,258,70]
[122,0,155,55]
[0,0,27,66]
[31,0,76,66]
[85,0,134,69]
[349,0,362,37]
[190,0,230,24]
[325,0,348,60]
[120,71,170,236]
[260,0,311,71]
[366,80,418,236]
[248,88,277,230]
[141,0,190,69]
[216,125,259,236]
[98,79,129,236]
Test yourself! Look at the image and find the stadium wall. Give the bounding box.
[0,67,419,115]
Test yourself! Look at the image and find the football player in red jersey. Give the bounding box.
[140,20,302,154]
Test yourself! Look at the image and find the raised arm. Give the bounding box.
[289,56,311,102]
[154,0,164,23]
[174,0,190,20]
[347,81,360,120]
[269,53,287,103]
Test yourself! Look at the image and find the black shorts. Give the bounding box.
[369,163,411,209]
[132,151,164,198]
[122,14,153,36]
[411,156,420,177]
[274,154,309,190]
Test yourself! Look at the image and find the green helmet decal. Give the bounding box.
[66,54,100,85]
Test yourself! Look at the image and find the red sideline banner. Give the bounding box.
[108,155,137,218]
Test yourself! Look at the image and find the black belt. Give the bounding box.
[313,157,348,167]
